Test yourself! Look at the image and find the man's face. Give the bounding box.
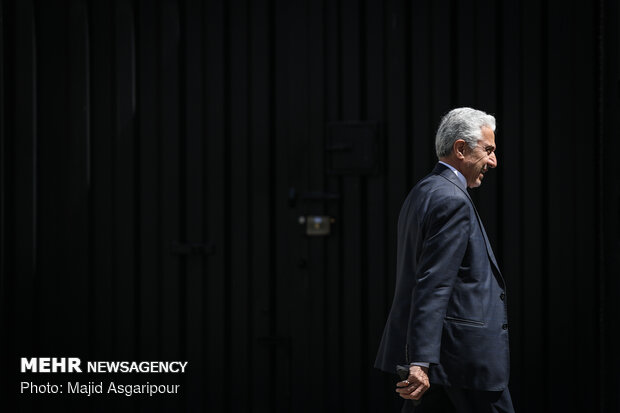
[461,126,497,188]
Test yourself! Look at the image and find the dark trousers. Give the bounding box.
[401,385,515,413]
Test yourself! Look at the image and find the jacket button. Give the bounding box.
[502,324,508,330]
[500,293,505,301]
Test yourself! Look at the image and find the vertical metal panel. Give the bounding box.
[384,0,409,314]
[1,0,618,411]
[0,0,5,395]
[113,0,137,360]
[286,0,311,409]
[340,1,363,411]
[35,0,71,352]
[228,0,250,410]
[430,0,453,125]
[160,0,181,361]
[473,0,499,253]
[134,0,163,410]
[305,0,327,411]
[203,0,226,410]
[249,0,272,410]
[323,0,342,410]
[519,0,546,411]
[89,0,115,364]
[67,0,91,355]
[136,0,159,369]
[365,0,392,411]
[498,0,524,408]
[3,0,37,410]
[571,3,599,413]
[547,2,584,412]
[159,1,182,410]
[410,0,433,182]
[11,0,37,362]
[181,0,205,409]
[455,0,476,105]
[273,0,294,411]
[601,2,620,412]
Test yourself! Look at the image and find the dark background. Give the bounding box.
[1,0,619,412]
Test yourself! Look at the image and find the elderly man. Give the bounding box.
[375,108,514,413]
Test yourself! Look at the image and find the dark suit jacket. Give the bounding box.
[375,163,510,391]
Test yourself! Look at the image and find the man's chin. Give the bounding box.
[476,173,486,186]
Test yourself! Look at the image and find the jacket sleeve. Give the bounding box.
[407,193,471,364]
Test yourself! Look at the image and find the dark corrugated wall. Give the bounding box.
[1,0,619,412]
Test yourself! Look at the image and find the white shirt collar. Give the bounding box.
[438,161,467,190]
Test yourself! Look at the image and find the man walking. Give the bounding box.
[375,108,514,413]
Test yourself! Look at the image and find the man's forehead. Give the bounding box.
[480,126,496,147]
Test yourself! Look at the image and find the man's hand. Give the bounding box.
[395,365,430,400]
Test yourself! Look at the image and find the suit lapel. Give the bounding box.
[433,164,503,279]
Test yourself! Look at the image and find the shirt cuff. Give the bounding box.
[410,362,430,368]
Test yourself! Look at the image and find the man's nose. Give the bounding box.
[488,152,498,168]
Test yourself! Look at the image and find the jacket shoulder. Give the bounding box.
[399,174,470,230]
[411,173,469,206]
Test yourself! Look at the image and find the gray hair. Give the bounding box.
[435,107,496,158]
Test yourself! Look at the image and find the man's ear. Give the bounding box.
[454,139,467,159]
